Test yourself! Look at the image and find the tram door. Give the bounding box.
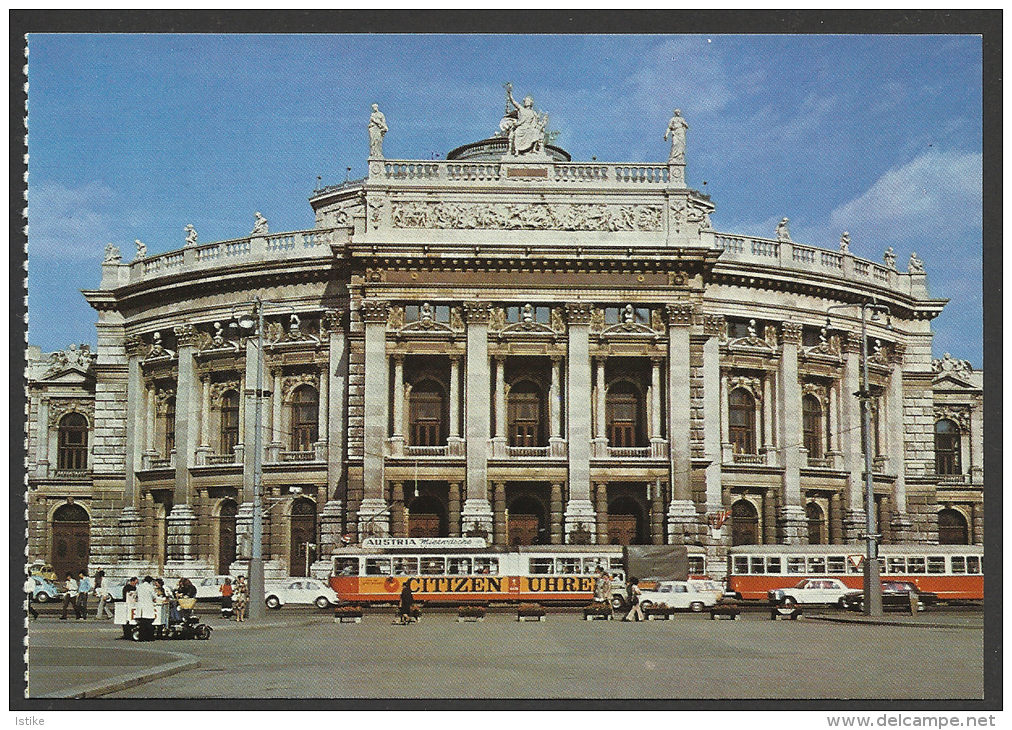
[51,503,90,579]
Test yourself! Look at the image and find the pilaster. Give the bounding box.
[463,302,492,523]
[701,314,724,513]
[323,309,347,503]
[778,321,803,515]
[361,300,389,504]
[566,303,594,514]
[173,324,198,506]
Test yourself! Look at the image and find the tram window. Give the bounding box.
[334,557,359,576]
[474,557,498,575]
[951,556,965,574]
[786,557,805,574]
[393,557,418,575]
[449,558,472,574]
[529,558,554,574]
[927,557,946,574]
[733,556,749,574]
[847,558,862,574]
[765,557,781,574]
[420,557,445,575]
[827,557,846,574]
[907,557,926,574]
[967,556,981,574]
[557,558,581,574]
[365,558,392,576]
[807,557,825,574]
[749,557,765,574]
[688,556,705,576]
[888,557,906,574]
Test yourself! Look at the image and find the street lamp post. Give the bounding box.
[827,301,889,617]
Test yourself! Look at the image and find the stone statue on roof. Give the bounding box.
[252,211,269,235]
[664,109,689,164]
[368,104,388,159]
[500,83,547,158]
[908,252,925,274]
[775,218,791,242]
[184,224,198,247]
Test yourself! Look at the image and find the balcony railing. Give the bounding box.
[205,453,239,466]
[405,445,449,457]
[52,469,91,479]
[935,473,971,485]
[806,456,832,469]
[731,452,766,465]
[507,446,551,458]
[279,450,317,463]
[606,446,653,459]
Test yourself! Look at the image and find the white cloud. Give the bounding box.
[27,180,120,260]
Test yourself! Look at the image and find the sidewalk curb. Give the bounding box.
[806,614,980,630]
[35,647,200,699]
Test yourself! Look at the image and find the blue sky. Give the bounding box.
[25,34,983,365]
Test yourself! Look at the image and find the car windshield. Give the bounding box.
[794,580,810,589]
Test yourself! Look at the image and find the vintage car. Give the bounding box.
[841,581,939,612]
[637,580,719,613]
[264,578,340,610]
[767,578,853,607]
[27,575,61,603]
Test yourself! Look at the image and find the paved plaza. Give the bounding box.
[24,606,984,700]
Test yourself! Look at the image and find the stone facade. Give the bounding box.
[25,101,984,580]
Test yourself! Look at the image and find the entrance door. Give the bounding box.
[608,514,638,545]
[508,515,540,546]
[289,498,316,577]
[218,500,238,574]
[51,503,90,579]
[407,496,446,538]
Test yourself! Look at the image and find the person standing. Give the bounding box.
[121,577,138,638]
[135,576,158,641]
[94,570,113,620]
[60,572,78,620]
[623,578,644,622]
[397,581,414,624]
[76,571,92,621]
[233,576,249,623]
[24,576,39,621]
[220,577,234,619]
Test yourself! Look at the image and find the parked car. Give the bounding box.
[841,581,939,613]
[767,578,853,607]
[29,563,58,582]
[687,578,725,604]
[264,578,339,610]
[101,578,130,602]
[638,580,719,613]
[193,575,238,600]
[27,575,61,603]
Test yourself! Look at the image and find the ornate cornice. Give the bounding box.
[565,303,595,325]
[359,300,390,324]
[934,405,971,431]
[48,400,95,429]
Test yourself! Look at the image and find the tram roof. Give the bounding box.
[726,544,982,555]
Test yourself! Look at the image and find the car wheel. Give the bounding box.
[265,595,281,610]
[315,596,331,610]
[197,625,212,640]
[838,597,848,609]
[36,593,49,604]
[782,597,797,609]
[639,600,653,610]
[130,625,142,642]
[611,595,625,611]
[690,601,704,613]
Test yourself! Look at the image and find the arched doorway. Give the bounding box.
[731,499,760,546]
[218,499,238,574]
[507,496,546,546]
[938,508,969,545]
[407,496,447,537]
[607,496,645,545]
[806,502,826,545]
[289,498,317,577]
[52,503,90,579]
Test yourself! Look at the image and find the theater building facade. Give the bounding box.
[25,100,984,580]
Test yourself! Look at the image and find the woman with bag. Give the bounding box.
[233,576,249,622]
[623,578,644,622]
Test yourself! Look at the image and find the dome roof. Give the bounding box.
[446,136,571,162]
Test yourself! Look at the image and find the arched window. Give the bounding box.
[802,395,823,460]
[164,397,176,454]
[728,388,756,454]
[291,386,319,452]
[57,412,89,470]
[409,380,446,447]
[220,390,239,455]
[606,381,642,448]
[934,420,961,475]
[938,508,969,545]
[806,502,826,545]
[731,499,760,546]
[508,381,543,447]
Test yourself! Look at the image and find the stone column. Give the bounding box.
[491,355,508,457]
[762,374,775,455]
[549,356,564,456]
[564,303,596,539]
[592,356,608,457]
[492,481,507,545]
[777,321,806,543]
[550,482,564,544]
[830,492,844,544]
[650,358,662,439]
[666,304,697,539]
[462,303,493,534]
[448,356,462,453]
[173,324,198,507]
[359,300,391,536]
[390,481,405,538]
[318,356,329,444]
[123,336,145,510]
[146,384,156,453]
[35,395,50,479]
[702,314,725,517]
[887,343,912,542]
[390,355,405,456]
[595,482,609,544]
[719,370,731,459]
[448,481,462,537]
[841,332,866,540]
[320,309,346,545]
[269,368,283,462]
[970,395,983,484]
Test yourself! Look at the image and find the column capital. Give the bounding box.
[781,321,803,345]
[889,341,907,365]
[703,313,725,338]
[666,302,694,326]
[842,331,863,354]
[360,300,390,324]
[173,323,198,348]
[392,353,405,364]
[565,302,595,325]
[124,333,147,357]
[320,308,344,333]
[462,301,491,324]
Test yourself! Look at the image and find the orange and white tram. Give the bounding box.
[727,544,983,602]
[329,538,709,606]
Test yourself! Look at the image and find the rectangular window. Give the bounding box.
[448,557,471,575]
[688,556,705,576]
[951,556,966,574]
[749,556,765,574]
[733,556,749,575]
[420,557,445,575]
[556,557,581,574]
[474,557,499,575]
[807,557,826,574]
[827,556,847,574]
[365,558,392,575]
[529,558,554,574]
[888,557,907,574]
[766,557,782,574]
[392,557,418,575]
[967,556,981,574]
[927,557,946,574]
[334,557,360,576]
[787,557,806,574]
[907,557,926,574]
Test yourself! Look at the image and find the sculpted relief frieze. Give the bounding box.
[390,201,663,232]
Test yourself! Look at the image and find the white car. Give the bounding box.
[767,578,853,607]
[638,580,718,613]
[687,579,725,603]
[264,578,339,610]
[193,575,236,600]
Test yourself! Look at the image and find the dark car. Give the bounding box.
[841,581,938,612]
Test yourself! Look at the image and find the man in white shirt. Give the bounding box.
[134,576,158,641]
[60,572,78,620]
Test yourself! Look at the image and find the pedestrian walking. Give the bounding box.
[76,571,92,620]
[220,577,234,619]
[24,576,39,621]
[623,578,644,622]
[60,572,78,620]
[396,581,414,624]
[94,570,114,619]
[233,576,249,622]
